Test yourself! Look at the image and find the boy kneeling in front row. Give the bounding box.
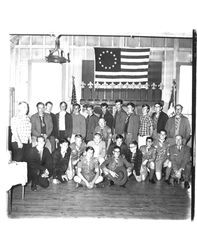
[100,146,132,187]
[73,146,103,189]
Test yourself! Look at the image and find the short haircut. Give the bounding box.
[75,134,83,140]
[113,146,121,152]
[36,102,44,108]
[127,102,135,108]
[87,104,94,110]
[116,134,124,140]
[101,103,108,108]
[159,129,167,134]
[142,104,150,111]
[73,103,80,109]
[146,136,153,142]
[59,138,70,146]
[154,102,163,107]
[130,140,138,148]
[86,146,95,153]
[115,99,123,105]
[60,101,67,108]
[99,117,106,122]
[94,132,102,138]
[175,104,183,109]
[45,101,53,106]
[36,135,45,142]
[175,134,183,139]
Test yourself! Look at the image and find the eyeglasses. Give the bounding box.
[114,150,120,153]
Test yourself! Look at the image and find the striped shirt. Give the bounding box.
[11,115,31,143]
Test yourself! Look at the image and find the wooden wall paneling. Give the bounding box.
[105,89,111,101]
[140,89,147,101]
[113,89,120,100]
[147,89,153,101]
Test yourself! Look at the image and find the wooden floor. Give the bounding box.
[9,176,191,219]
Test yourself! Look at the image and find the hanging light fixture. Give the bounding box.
[46,35,70,64]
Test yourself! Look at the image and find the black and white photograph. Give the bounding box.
[0,1,196,250]
[6,32,195,219]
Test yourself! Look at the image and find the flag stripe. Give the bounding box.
[121,55,150,59]
[121,58,149,63]
[94,47,150,85]
[95,78,148,82]
[121,48,150,52]
[121,65,149,69]
[95,71,148,76]
[95,74,148,79]
[121,61,149,65]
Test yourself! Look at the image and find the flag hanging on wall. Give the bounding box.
[71,76,77,105]
[94,47,150,88]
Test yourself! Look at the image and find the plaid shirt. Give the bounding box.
[139,114,153,136]
[11,115,31,143]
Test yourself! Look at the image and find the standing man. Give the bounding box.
[85,104,99,143]
[100,103,114,131]
[45,101,58,152]
[165,104,191,146]
[71,103,86,143]
[125,102,140,146]
[56,101,73,142]
[113,99,127,139]
[151,102,168,140]
[31,102,53,152]
[11,101,32,162]
[138,104,153,147]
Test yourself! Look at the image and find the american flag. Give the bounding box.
[71,76,77,105]
[94,47,150,85]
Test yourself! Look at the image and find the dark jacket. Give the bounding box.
[165,115,191,142]
[49,112,58,138]
[100,110,114,131]
[107,142,129,159]
[152,111,169,133]
[27,146,53,174]
[52,147,71,175]
[56,112,73,139]
[86,114,99,142]
[114,108,127,135]
[169,144,191,168]
[31,113,53,138]
[126,149,143,176]
[125,112,140,139]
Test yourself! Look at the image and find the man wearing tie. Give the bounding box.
[165,135,191,189]
[31,102,53,152]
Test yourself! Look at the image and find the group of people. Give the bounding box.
[10,99,192,191]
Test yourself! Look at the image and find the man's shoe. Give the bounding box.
[149,179,156,184]
[184,181,190,189]
[109,180,114,186]
[96,182,105,188]
[76,183,83,188]
[31,184,37,191]
[165,179,171,185]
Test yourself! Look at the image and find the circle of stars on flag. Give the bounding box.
[98,50,117,70]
